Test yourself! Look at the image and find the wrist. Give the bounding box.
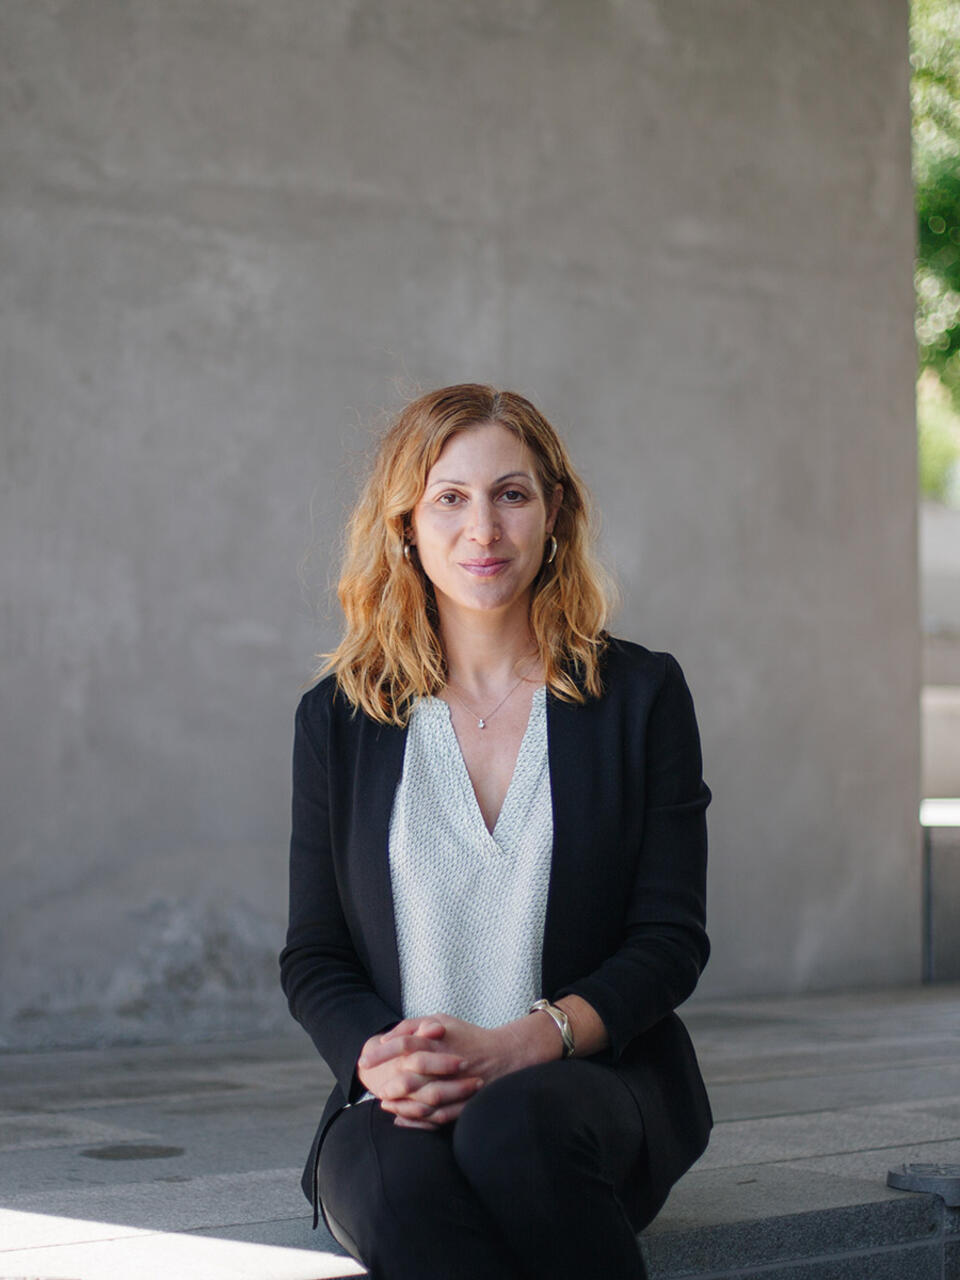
[498,1012,563,1070]
[529,998,576,1058]
[526,1009,566,1065]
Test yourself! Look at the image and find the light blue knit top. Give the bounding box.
[356,685,553,1104]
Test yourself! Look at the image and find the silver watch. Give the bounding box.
[529,998,575,1058]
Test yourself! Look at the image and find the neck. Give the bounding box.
[437,601,540,696]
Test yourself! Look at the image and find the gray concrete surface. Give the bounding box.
[0,0,921,1047]
[918,497,960,980]
[923,688,960,796]
[921,499,960,790]
[0,985,958,1279]
[921,501,960,646]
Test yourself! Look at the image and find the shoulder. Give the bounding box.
[598,635,688,701]
[597,638,707,778]
[296,670,337,718]
[553,636,695,729]
[295,671,405,752]
[294,671,358,743]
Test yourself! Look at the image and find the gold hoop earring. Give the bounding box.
[545,534,557,564]
[403,542,412,562]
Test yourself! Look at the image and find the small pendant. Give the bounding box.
[477,719,485,729]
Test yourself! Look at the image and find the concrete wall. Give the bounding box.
[0,0,920,1048]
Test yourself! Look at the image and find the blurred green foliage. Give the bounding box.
[912,0,960,503]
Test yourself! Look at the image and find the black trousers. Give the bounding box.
[317,1058,649,1280]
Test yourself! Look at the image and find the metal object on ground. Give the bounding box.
[918,798,960,983]
[887,1162,960,1206]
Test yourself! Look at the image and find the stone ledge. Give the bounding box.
[311,1183,953,1279]
[1,986,956,1280]
[642,1195,948,1279]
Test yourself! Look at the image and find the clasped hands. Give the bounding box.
[356,1012,538,1130]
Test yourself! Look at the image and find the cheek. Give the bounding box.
[412,511,449,549]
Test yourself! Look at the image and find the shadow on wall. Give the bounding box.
[0,896,289,1052]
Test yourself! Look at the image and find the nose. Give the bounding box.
[469,498,500,546]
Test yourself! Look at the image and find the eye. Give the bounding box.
[500,488,529,503]
[436,491,464,506]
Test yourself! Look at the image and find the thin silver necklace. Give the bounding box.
[444,673,527,730]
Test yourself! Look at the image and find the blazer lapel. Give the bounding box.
[349,686,607,1013]
[542,690,597,994]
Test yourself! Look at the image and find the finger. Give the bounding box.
[407,1076,484,1107]
[359,1037,461,1070]
[379,1071,428,1101]
[360,1034,457,1064]
[381,1077,482,1116]
[404,1050,470,1076]
[358,1050,463,1083]
[377,1018,428,1042]
[379,1068,454,1100]
[381,1018,445,1042]
[380,1085,483,1126]
[394,1101,465,1127]
[382,1068,483,1103]
[380,1097,435,1119]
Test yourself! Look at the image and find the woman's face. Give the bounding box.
[409,421,561,626]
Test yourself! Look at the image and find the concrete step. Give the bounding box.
[643,1179,957,1278]
[0,985,956,1279]
[318,1194,958,1279]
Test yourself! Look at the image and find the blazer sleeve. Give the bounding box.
[279,690,400,1101]
[554,652,711,1059]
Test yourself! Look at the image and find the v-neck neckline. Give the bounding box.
[428,685,545,847]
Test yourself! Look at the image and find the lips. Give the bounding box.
[460,558,509,577]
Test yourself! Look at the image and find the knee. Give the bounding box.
[370,1136,458,1237]
[453,1062,582,1188]
[319,1106,451,1256]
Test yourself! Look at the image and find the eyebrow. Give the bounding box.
[426,471,535,489]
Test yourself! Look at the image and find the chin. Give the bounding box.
[434,583,525,618]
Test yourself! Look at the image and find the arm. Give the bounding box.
[360,993,609,1128]
[279,691,402,1102]
[279,690,482,1109]
[552,651,711,1058]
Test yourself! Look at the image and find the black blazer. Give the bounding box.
[280,636,713,1232]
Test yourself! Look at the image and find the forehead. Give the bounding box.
[426,421,536,479]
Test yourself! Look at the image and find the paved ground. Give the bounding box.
[0,984,957,1278]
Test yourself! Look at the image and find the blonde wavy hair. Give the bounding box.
[321,383,617,724]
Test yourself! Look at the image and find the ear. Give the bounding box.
[545,484,563,534]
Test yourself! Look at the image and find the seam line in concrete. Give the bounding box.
[706,1057,960,1085]
[710,1095,960,1122]
[181,1213,314,1232]
[710,1090,960,1119]
[0,1232,151,1255]
[697,1135,960,1170]
[0,1216,316,1255]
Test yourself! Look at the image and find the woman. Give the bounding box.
[280,384,712,1280]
